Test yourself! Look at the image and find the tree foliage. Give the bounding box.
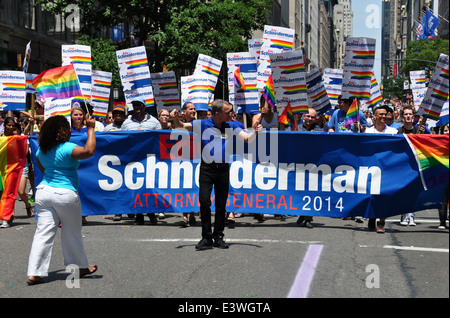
[401,38,449,76]
[151,0,271,71]
[36,0,271,72]
[381,77,404,100]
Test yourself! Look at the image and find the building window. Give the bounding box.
[18,0,36,30]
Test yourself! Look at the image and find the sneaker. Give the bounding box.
[213,238,230,249]
[376,221,385,233]
[409,217,416,226]
[355,217,364,223]
[0,220,10,228]
[400,216,409,226]
[113,215,122,221]
[438,222,447,230]
[195,238,213,250]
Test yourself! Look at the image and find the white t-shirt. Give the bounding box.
[365,125,398,134]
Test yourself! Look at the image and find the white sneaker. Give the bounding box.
[0,220,10,228]
[409,217,416,226]
[400,217,409,226]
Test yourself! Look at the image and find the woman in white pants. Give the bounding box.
[27,114,97,285]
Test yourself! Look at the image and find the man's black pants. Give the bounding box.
[199,162,230,240]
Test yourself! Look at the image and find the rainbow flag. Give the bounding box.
[406,135,449,190]
[93,80,111,89]
[263,74,276,108]
[349,91,371,99]
[1,83,26,91]
[0,136,28,222]
[282,84,307,95]
[201,66,220,77]
[311,90,328,102]
[278,102,295,128]
[125,58,148,70]
[270,39,293,50]
[292,105,309,114]
[188,85,215,94]
[69,56,92,65]
[352,50,376,59]
[32,64,83,100]
[351,71,373,80]
[280,63,305,75]
[345,99,359,129]
[431,88,449,102]
[162,99,180,107]
[234,66,246,90]
[159,82,178,90]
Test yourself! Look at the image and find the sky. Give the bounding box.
[351,0,383,81]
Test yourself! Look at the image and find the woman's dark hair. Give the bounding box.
[38,115,71,153]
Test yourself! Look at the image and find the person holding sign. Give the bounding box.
[170,100,262,250]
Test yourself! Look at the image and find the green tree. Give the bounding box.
[36,0,271,72]
[401,38,449,77]
[381,77,404,99]
[151,0,271,71]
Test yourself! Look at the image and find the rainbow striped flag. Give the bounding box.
[278,101,295,128]
[292,105,309,114]
[32,64,83,100]
[352,50,376,59]
[263,74,276,108]
[270,39,293,50]
[345,98,359,129]
[0,136,28,222]
[280,63,305,75]
[234,66,246,90]
[406,135,449,190]
[125,58,148,70]
[201,66,220,77]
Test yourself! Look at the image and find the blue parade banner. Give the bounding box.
[29,131,448,218]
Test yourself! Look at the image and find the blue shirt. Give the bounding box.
[192,117,243,163]
[36,142,80,191]
[328,109,369,133]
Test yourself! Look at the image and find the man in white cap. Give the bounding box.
[121,97,161,131]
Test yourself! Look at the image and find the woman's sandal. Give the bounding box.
[80,264,98,277]
[26,206,34,218]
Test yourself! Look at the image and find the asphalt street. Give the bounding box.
[1,197,448,302]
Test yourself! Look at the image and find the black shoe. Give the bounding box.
[134,214,144,225]
[368,219,376,231]
[213,238,230,249]
[296,216,305,225]
[148,213,157,225]
[195,238,213,251]
[304,221,313,229]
